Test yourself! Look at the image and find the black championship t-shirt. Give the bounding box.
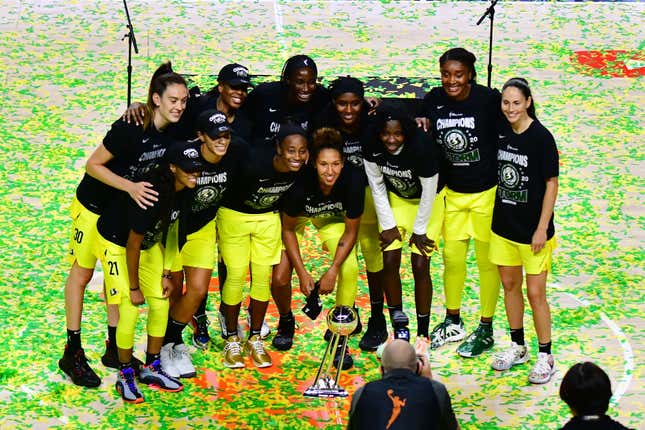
[97,173,174,250]
[221,145,299,214]
[242,81,330,144]
[311,103,373,171]
[282,164,365,220]
[422,84,501,193]
[75,119,175,214]
[491,119,559,244]
[364,130,439,199]
[177,91,253,142]
[177,138,248,247]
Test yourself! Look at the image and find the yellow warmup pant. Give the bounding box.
[442,186,500,318]
[358,187,383,272]
[443,238,500,318]
[312,221,359,307]
[98,237,169,350]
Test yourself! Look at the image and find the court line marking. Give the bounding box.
[556,286,634,403]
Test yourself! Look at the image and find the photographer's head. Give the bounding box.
[381,340,419,375]
[560,362,613,416]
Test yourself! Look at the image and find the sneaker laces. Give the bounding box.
[248,337,266,355]
[533,355,553,375]
[194,315,210,335]
[121,368,139,394]
[224,339,242,355]
[73,349,94,375]
[496,346,520,362]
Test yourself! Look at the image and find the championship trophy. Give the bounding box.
[303,305,357,398]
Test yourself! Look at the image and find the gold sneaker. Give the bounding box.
[244,334,272,368]
[223,336,245,369]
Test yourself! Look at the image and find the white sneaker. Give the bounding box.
[528,352,555,384]
[246,312,271,340]
[491,342,529,371]
[160,343,180,378]
[429,318,466,349]
[218,310,243,339]
[173,344,196,378]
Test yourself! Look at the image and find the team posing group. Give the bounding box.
[58,47,560,404]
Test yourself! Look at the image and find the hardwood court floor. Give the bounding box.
[0,1,642,429]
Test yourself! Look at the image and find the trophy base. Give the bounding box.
[303,376,348,398]
[303,386,348,398]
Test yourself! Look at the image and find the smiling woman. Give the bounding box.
[216,122,308,369]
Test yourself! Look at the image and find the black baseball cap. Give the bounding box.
[196,109,231,139]
[165,142,204,173]
[218,63,253,87]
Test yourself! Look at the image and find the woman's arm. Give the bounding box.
[319,216,361,295]
[531,177,558,253]
[86,144,158,209]
[125,230,145,305]
[281,213,315,296]
[364,159,401,249]
[409,174,439,257]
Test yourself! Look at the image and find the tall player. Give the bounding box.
[418,48,502,357]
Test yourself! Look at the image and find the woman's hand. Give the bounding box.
[531,228,547,253]
[415,117,429,132]
[318,267,339,295]
[121,102,147,126]
[298,272,316,297]
[127,181,159,209]
[129,288,145,306]
[162,277,175,298]
[379,227,402,250]
[409,233,435,258]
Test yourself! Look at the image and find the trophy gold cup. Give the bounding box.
[303,305,357,398]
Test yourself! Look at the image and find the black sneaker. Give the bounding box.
[332,337,353,370]
[101,340,142,375]
[58,346,101,388]
[271,316,295,351]
[191,314,211,350]
[359,315,388,352]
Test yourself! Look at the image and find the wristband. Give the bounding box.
[161,274,173,279]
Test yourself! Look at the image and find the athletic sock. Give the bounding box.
[479,320,492,329]
[510,328,525,346]
[446,313,461,325]
[107,325,117,347]
[370,300,384,317]
[250,329,262,338]
[279,311,294,322]
[416,313,430,338]
[119,361,133,370]
[164,318,187,345]
[538,341,552,355]
[66,329,82,351]
[145,352,160,366]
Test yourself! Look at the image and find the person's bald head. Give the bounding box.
[381,340,417,373]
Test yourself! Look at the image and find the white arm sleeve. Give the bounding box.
[364,160,397,231]
[413,174,439,235]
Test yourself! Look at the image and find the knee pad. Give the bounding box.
[146,296,170,338]
[250,263,271,302]
[222,265,248,305]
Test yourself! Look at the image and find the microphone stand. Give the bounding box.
[122,0,139,107]
[476,0,499,88]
